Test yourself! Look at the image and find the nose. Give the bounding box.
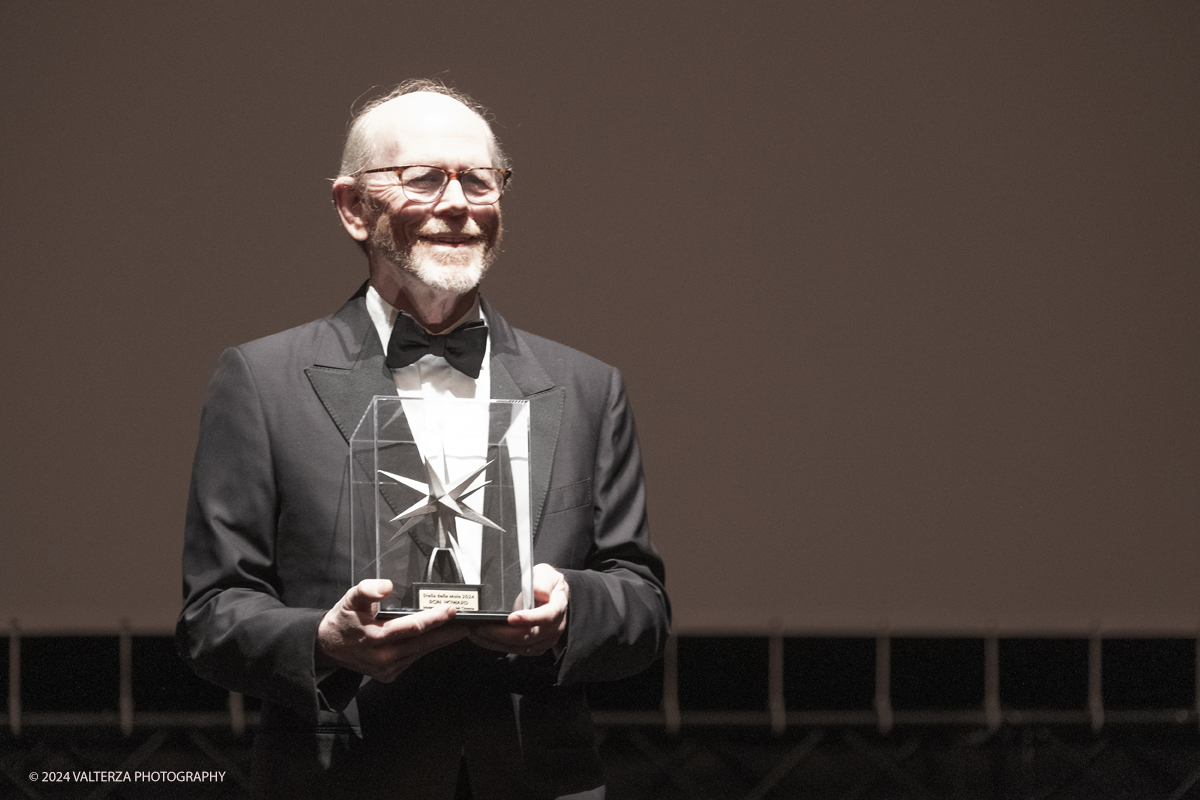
[433,176,470,215]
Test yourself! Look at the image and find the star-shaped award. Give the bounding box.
[379,457,504,575]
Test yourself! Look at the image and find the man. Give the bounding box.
[177,80,669,799]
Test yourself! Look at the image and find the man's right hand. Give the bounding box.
[316,579,468,683]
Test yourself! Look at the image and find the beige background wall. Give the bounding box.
[2,2,1197,635]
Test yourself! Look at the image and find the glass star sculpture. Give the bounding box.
[379,457,504,561]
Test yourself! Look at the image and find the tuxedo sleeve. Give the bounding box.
[175,347,359,716]
[556,368,671,684]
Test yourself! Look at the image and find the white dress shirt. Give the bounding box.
[365,285,491,402]
[365,286,493,585]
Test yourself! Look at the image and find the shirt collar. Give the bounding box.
[365,285,484,351]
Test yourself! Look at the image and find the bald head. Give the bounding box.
[338,81,508,180]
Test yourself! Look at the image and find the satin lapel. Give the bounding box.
[305,295,565,541]
[304,295,396,444]
[485,299,563,544]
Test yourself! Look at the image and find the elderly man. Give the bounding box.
[177,81,669,799]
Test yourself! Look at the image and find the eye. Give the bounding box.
[401,167,446,193]
[460,172,490,192]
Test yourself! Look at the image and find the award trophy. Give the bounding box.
[379,454,502,607]
[349,396,533,620]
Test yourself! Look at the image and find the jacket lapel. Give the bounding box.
[483,298,563,543]
[303,292,564,543]
[304,290,396,444]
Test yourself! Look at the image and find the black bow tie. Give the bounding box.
[385,313,488,379]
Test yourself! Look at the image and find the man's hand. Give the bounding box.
[469,563,569,657]
[316,579,468,683]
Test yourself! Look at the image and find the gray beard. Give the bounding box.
[371,220,496,295]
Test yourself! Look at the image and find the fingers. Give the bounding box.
[332,565,569,668]
[358,578,394,599]
[377,604,462,642]
[343,579,393,614]
[467,563,569,656]
[507,563,568,625]
[469,623,557,656]
[370,620,470,683]
[317,598,468,683]
[367,607,470,681]
[506,592,565,625]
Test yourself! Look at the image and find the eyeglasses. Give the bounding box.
[354,165,511,205]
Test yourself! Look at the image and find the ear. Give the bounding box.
[332,178,371,242]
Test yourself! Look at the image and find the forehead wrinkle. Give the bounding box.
[365,92,497,168]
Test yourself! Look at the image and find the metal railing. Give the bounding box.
[4,620,256,737]
[5,620,1199,736]
[592,632,1200,732]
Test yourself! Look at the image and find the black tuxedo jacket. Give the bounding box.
[177,290,669,799]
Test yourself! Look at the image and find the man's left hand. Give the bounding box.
[470,563,568,656]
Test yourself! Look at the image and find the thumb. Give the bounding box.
[346,579,393,610]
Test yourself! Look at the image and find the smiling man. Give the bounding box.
[343,92,504,315]
[177,81,670,800]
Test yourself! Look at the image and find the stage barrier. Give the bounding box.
[4,621,1198,737]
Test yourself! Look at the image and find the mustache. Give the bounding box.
[417,220,486,238]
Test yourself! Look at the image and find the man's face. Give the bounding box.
[360,94,502,295]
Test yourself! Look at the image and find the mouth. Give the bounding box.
[420,234,482,248]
